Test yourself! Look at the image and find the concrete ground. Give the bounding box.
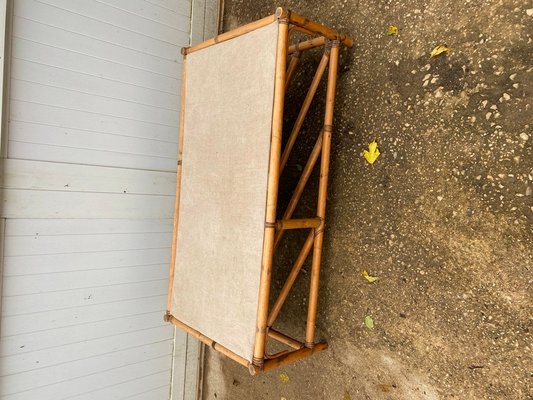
[202,0,533,399]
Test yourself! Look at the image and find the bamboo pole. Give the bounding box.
[288,11,353,47]
[167,315,252,371]
[305,42,340,348]
[275,131,323,249]
[262,342,328,371]
[267,350,290,359]
[253,17,289,367]
[276,218,321,230]
[166,54,187,314]
[289,25,315,37]
[285,52,300,87]
[267,230,314,327]
[166,314,213,346]
[279,50,330,174]
[184,13,277,55]
[268,329,304,349]
[288,36,326,54]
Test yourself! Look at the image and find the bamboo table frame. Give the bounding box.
[165,7,353,375]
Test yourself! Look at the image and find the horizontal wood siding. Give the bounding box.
[0,0,192,399]
[7,0,191,172]
[0,219,175,399]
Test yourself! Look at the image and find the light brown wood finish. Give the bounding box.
[184,13,277,54]
[288,36,326,54]
[252,18,289,366]
[305,42,340,347]
[267,230,314,327]
[167,315,251,370]
[166,54,187,313]
[267,349,290,359]
[275,130,323,249]
[262,342,328,371]
[267,329,304,349]
[288,25,315,37]
[279,50,330,173]
[276,218,321,230]
[167,7,352,374]
[285,52,300,87]
[288,11,353,47]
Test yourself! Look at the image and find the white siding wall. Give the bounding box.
[0,0,195,399]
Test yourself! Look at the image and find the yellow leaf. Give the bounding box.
[361,270,379,283]
[386,25,398,36]
[279,372,290,383]
[363,140,380,164]
[343,390,353,400]
[430,44,451,58]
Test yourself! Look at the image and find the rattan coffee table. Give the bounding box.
[165,8,352,374]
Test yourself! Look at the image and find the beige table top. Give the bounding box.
[170,21,279,362]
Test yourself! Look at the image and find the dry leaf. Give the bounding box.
[386,25,398,36]
[279,372,290,383]
[430,44,451,57]
[363,140,380,164]
[343,391,353,400]
[361,270,379,283]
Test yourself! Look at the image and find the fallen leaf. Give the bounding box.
[343,390,352,400]
[279,372,290,383]
[386,25,398,36]
[363,140,380,164]
[430,44,451,58]
[364,315,375,329]
[361,270,379,283]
